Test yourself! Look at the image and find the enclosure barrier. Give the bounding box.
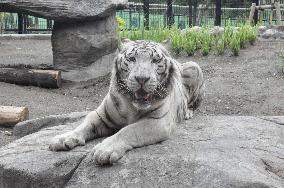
[249,0,284,25]
[1,0,284,34]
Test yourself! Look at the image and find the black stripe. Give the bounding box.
[110,94,127,119]
[150,102,165,113]
[94,110,112,130]
[123,61,129,68]
[182,74,192,78]
[147,111,169,119]
[104,104,117,126]
[142,102,166,118]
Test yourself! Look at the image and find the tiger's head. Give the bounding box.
[114,40,175,110]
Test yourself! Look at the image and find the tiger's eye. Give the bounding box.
[128,57,136,62]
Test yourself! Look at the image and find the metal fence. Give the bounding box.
[0,0,284,34]
[0,13,53,34]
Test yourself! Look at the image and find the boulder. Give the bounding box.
[0,0,127,22]
[0,0,128,81]
[0,116,283,188]
[51,15,118,81]
[258,25,267,34]
[14,111,88,137]
[262,29,277,39]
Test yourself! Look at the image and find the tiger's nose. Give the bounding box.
[135,76,150,85]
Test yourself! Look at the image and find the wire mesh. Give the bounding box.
[1,0,284,34]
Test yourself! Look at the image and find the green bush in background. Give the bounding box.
[117,16,258,57]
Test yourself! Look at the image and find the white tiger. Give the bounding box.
[49,40,204,165]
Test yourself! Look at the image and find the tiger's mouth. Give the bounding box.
[133,88,153,104]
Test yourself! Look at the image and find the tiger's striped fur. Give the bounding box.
[49,40,204,165]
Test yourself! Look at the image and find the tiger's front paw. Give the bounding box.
[92,136,132,165]
[49,131,85,151]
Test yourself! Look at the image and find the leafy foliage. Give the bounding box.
[117,20,257,57]
[170,28,183,55]
[229,33,241,56]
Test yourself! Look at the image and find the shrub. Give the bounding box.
[119,28,170,43]
[0,12,5,34]
[247,26,257,45]
[215,36,226,55]
[118,24,257,57]
[230,34,241,56]
[198,28,211,56]
[116,16,125,30]
[170,28,183,55]
[238,24,257,48]
[184,32,197,56]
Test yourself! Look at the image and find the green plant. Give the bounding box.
[118,28,170,43]
[223,26,234,47]
[247,26,257,45]
[170,28,183,55]
[199,28,211,56]
[116,16,125,30]
[237,24,257,48]
[0,12,5,34]
[230,33,241,56]
[215,36,225,55]
[184,32,197,56]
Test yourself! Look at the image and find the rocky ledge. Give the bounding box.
[0,115,283,188]
[0,0,127,22]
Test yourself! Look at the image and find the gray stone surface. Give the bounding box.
[0,0,127,22]
[259,26,284,40]
[0,0,127,81]
[14,111,88,138]
[51,14,118,81]
[0,116,283,188]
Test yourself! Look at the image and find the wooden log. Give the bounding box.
[249,3,257,25]
[275,1,282,25]
[0,68,62,88]
[0,106,29,127]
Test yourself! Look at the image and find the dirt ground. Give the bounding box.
[0,39,283,147]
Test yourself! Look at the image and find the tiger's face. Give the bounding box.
[115,40,173,110]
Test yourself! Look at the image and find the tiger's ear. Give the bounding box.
[118,38,132,51]
[159,39,172,57]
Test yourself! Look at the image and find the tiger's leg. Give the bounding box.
[92,113,174,165]
[49,110,114,151]
[181,61,204,119]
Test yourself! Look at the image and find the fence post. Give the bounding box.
[215,0,221,26]
[23,14,28,33]
[47,20,52,30]
[253,0,259,24]
[167,0,174,28]
[193,0,197,26]
[143,0,149,30]
[188,0,193,26]
[17,13,23,34]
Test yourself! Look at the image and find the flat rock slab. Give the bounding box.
[0,116,283,188]
[0,0,127,22]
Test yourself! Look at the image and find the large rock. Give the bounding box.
[0,0,127,22]
[51,15,118,81]
[0,0,128,81]
[0,116,283,188]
